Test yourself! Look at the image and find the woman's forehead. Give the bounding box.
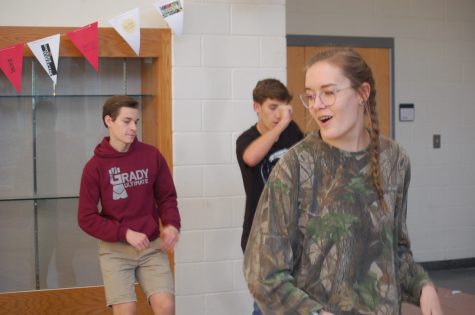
[305,61,348,87]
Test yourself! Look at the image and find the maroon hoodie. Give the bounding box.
[78,137,181,242]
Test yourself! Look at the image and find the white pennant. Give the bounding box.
[153,0,184,36]
[109,8,141,55]
[27,34,60,85]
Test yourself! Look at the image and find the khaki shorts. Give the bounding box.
[98,238,174,306]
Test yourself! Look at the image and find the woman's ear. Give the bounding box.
[358,82,371,104]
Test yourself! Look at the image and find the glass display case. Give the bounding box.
[0,27,172,294]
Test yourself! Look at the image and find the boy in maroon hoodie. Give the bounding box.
[78,95,181,315]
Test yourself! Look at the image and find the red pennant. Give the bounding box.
[0,44,24,93]
[66,22,99,72]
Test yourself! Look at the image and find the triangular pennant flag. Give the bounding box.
[153,0,184,36]
[66,22,99,72]
[109,8,140,55]
[27,34,60,85]
[0,44,24,93]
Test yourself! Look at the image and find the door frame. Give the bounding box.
[286,35,395,138]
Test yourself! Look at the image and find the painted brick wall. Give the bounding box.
[287,0,475,263]
[4,0,473,313]
[172,1,287,314]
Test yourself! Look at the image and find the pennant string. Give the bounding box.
[0,1,185,51]
[0,1,184,93]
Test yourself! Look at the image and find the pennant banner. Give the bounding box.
[0,44,24,93]
[109,8,140,55]
[66,22,99,72]
[27,34,60,85]
[1,3,187,86]
[154,0,184,36]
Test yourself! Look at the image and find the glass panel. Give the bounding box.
[125,58,142,95]
[0,56,148,293]
[0,97,33,198]
[37,198,102,289]
[90,58,129,95]
[30,57,144,96]
[54,58,103,96]
[35,96,108,196]
[0,200,36,292]
[34,58,125,96]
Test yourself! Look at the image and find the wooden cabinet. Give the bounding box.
[0,26,172,312]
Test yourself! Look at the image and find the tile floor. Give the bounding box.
[428,267,475,295]
[402,267,475,315]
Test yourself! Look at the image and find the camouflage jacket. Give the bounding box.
[243,132,432,315]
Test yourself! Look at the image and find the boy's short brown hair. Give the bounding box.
[252,78,292,104]
[102,95,139,128]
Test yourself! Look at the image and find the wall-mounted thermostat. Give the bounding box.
[399,103,415,122]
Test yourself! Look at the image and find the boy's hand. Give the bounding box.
[160,225,180,252]
[277,104,293,129]
[126,229,150,251]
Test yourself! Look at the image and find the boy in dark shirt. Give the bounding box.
[236,79,303,315]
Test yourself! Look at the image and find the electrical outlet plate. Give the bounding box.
[433,134,441,148]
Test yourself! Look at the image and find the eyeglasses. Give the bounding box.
[299,86,353,108]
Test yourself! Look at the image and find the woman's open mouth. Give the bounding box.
[318,115,332,124]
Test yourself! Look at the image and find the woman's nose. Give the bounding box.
[312,96,328,109]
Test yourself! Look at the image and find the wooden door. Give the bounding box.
[287,46,391,137]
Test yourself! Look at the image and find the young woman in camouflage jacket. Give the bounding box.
[243,48,443,315]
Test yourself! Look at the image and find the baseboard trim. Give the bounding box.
[420,257,475,271]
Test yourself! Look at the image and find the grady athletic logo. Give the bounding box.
[108,167,149,200]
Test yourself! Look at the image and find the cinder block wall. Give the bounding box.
[287,0,475,263]
[3,0,474,314]
[172,1,288,314]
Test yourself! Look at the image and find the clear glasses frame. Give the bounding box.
[299,86,353,109]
